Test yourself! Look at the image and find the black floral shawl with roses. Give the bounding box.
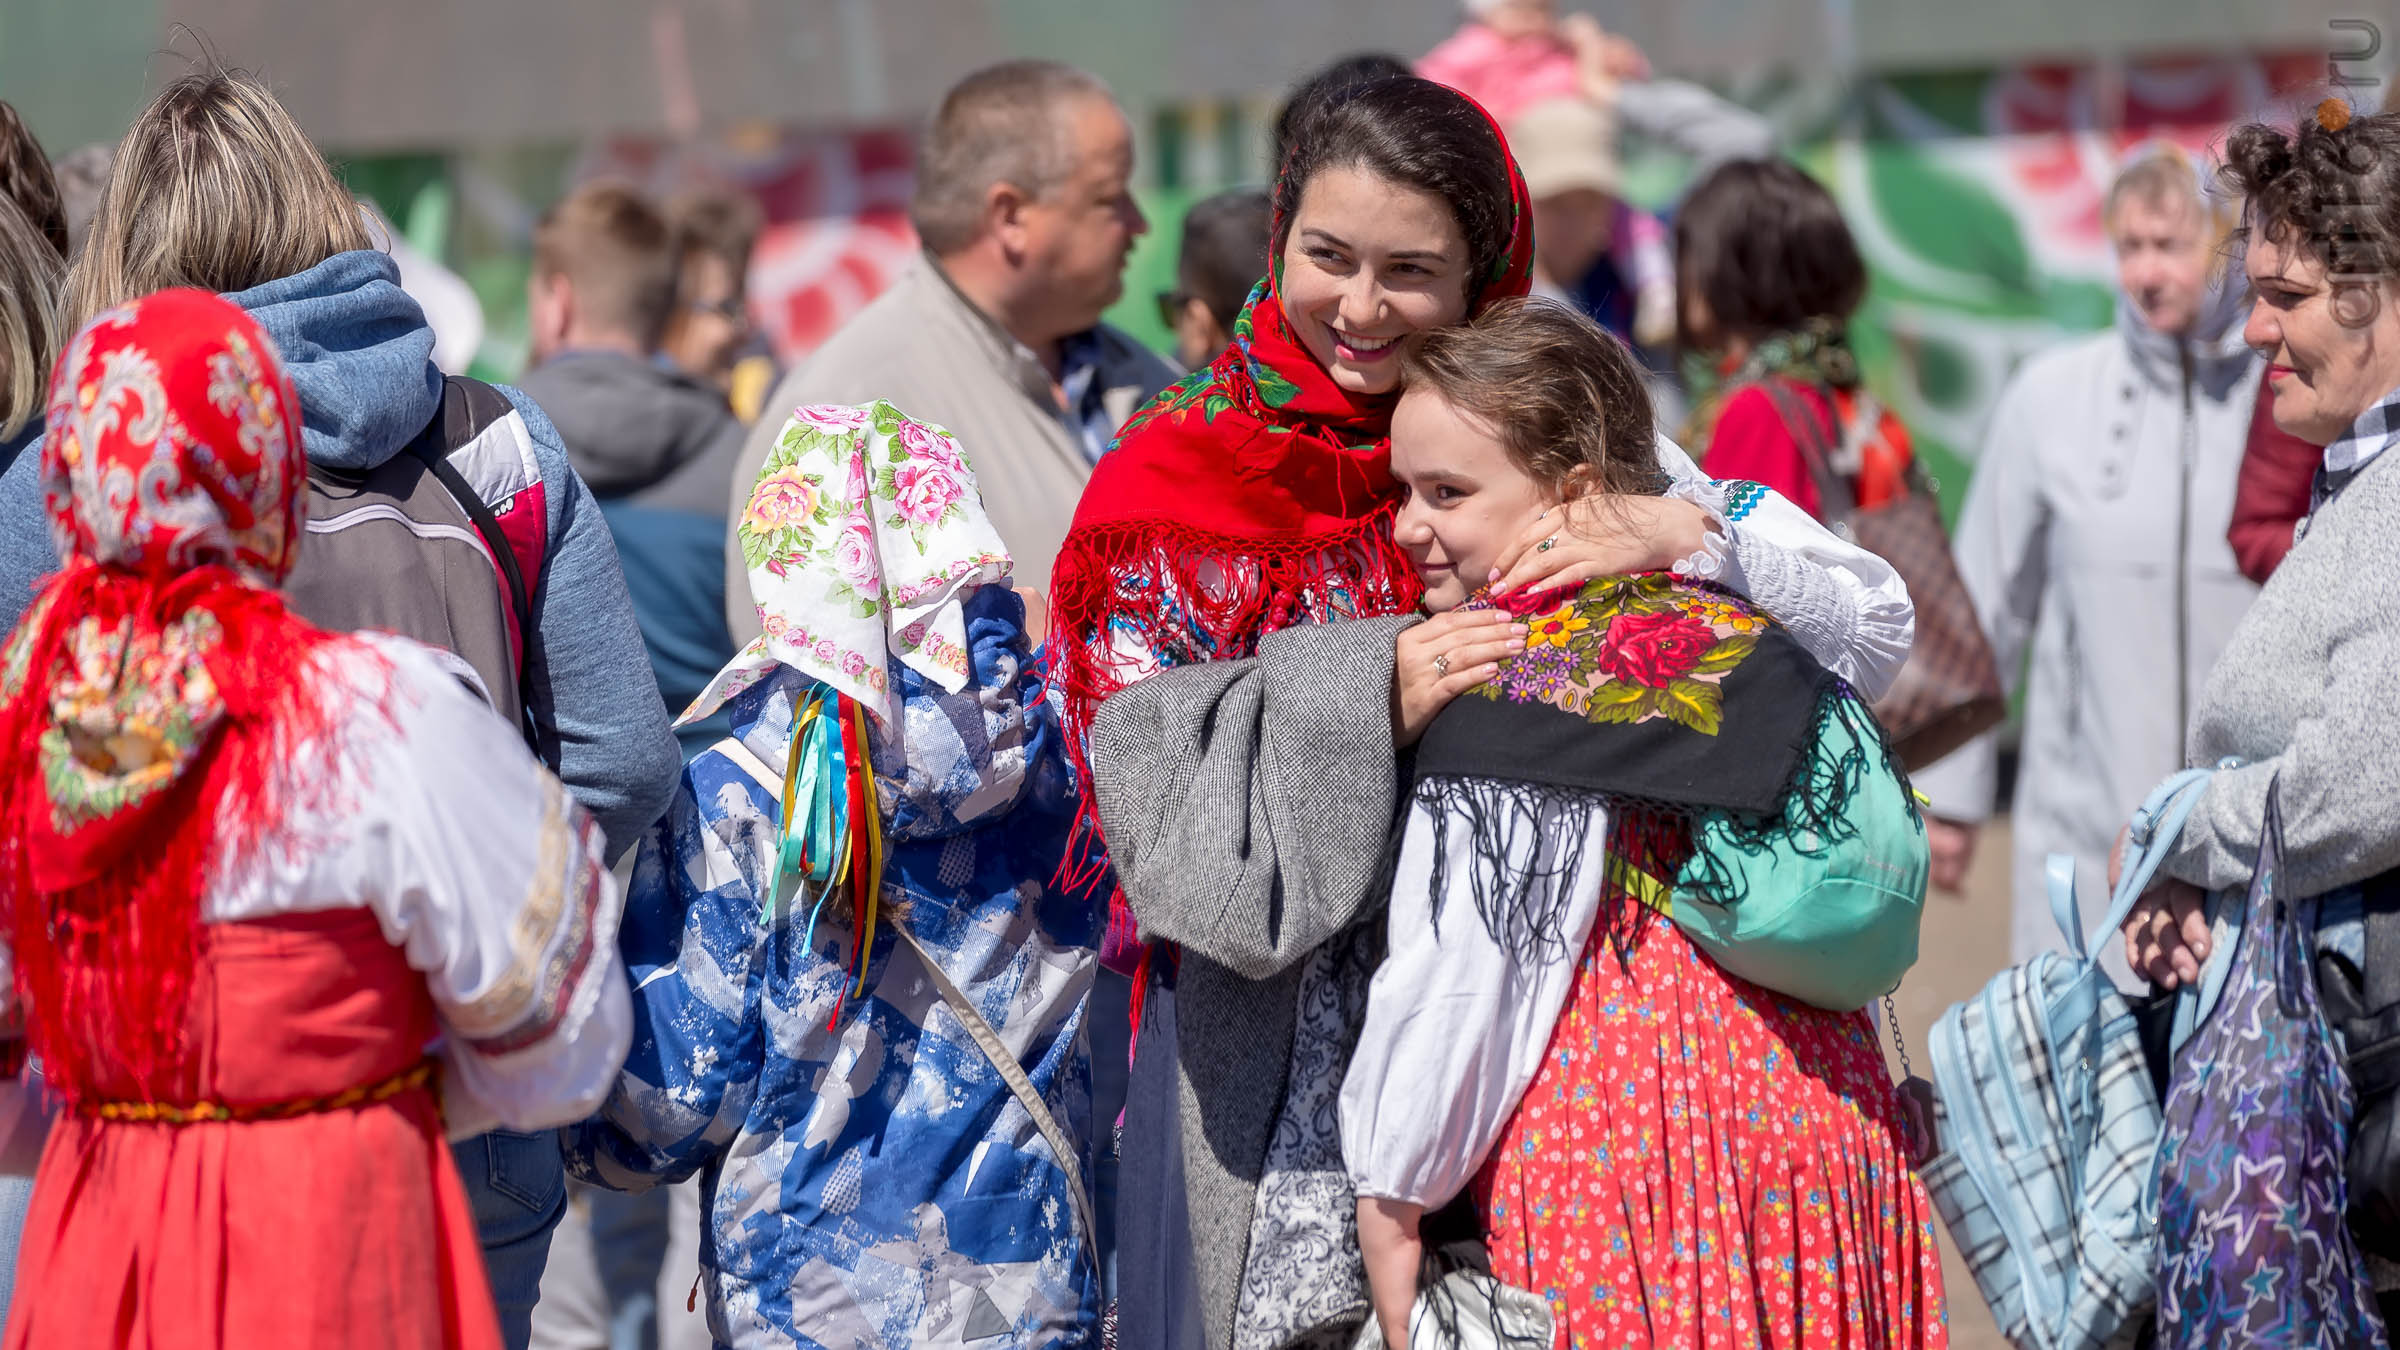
[1407,571,1897,955]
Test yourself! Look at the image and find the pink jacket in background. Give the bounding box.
[1416,22,1584,126]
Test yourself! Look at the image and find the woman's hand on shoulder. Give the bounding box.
[1392,612,1526,747]
[1487,495,1715,600]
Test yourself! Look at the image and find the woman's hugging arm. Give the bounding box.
[1656,432,1915,696]
[1700,478,1915,698]
[1488,434,1915,697]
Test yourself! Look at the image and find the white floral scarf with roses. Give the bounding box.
[683,401,1009,730]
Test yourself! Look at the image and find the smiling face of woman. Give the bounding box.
[1389,383,1556,611]
[2246,227,2400,444]
[1278,163,1475,397]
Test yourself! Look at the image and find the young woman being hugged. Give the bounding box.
[1346,298,1947,1348]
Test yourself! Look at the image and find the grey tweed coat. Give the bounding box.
[1091,615,1416,1350]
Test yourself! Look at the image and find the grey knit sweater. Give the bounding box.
[2168,448,2400,895]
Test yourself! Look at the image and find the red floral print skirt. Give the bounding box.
[1477,899,1948,1348]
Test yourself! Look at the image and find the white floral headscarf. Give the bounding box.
[682,401,1009,729]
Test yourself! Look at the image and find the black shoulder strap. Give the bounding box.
[406,377,552,766]
[2367,874,2400,1012]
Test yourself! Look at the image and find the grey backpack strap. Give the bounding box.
[409,382,533,666]
[411,377,550,766]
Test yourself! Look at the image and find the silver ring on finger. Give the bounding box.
[1536,535,1558,553]
[1433,652,1451,677]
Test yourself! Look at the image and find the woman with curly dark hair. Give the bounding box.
[2121,101,2400,1313]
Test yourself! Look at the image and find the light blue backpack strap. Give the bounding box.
[2167,888,2246,1056]
[2049,854,2089,961]
[2062,769,2218,965]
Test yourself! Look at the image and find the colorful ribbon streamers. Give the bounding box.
[768,682,888,1017]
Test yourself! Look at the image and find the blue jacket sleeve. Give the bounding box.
[0,429,57,633]
[561,749,777,1190]
[500,387,683,858]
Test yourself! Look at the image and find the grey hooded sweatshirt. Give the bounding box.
[516,349,745,758]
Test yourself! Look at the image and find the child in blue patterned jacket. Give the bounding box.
[564,402,1103,1350]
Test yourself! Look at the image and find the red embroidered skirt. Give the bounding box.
[6,910,500,1350]
[1477,900,1948,1348]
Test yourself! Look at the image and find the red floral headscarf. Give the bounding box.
[0,288,360,1100]
[1048,85,1534,926]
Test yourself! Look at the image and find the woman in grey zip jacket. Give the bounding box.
[1913,143,2262,979]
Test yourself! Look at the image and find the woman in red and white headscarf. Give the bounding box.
[0,288,630,1350]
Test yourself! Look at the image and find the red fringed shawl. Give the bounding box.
[1049,94,1536,951]
[0,291,363,1104]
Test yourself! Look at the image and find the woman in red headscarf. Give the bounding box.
[1056,77,1919,1349]
[0,289,631,1350]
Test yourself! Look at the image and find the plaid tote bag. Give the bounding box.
[2153,777,2386,1347]
[1920,768,2217,1345]
[1920,771,2217,1350]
